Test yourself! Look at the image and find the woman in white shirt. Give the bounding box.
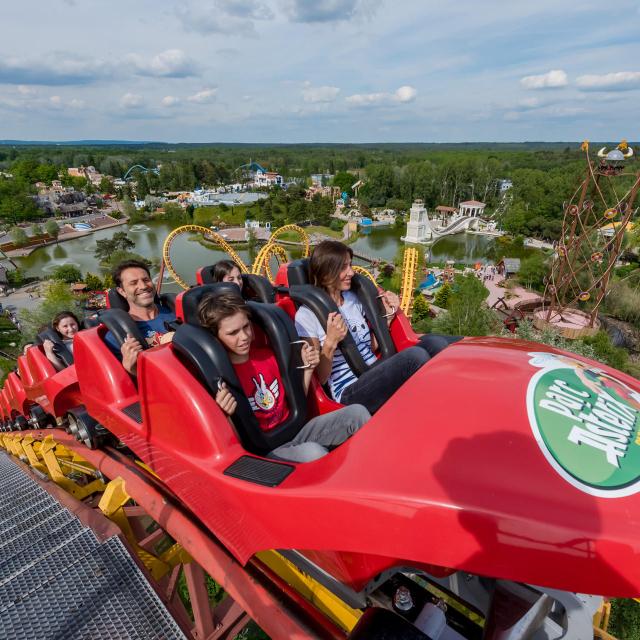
[295,241,429,414]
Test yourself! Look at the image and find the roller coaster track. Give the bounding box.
[267,224,311,258]
[400,247,418,317]
[161,225,250,290]
[251,243,289,281]
[0,430,358,639]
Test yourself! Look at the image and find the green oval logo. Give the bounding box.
[526,352,640,498]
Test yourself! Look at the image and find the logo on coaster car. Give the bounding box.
[526,352,640,498]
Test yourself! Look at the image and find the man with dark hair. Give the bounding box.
[105,259,175,375]
[198,291,369,462]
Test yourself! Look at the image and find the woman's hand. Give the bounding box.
[42,339,55,359]
[301,342,320,370]
[215,382,237,416]
[325,312,348,347]
[380,290,399,323]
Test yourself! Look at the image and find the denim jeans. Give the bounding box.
[340,346,429,414]
[416,333,463,357]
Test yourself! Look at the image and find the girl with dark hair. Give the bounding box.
[43,310,80,371]
[295,240,431,415]
[211,259,243,291]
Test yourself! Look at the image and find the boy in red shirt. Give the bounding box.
[198,292,370,462]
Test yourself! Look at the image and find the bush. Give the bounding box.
[518,254,549,292]
[411,294,430,323]
[84,272,105,291]
[433,275,499,336]
[433,281,452,308]
[609,599,640,640]
[51,264,82,283]
[603,280,640,328]
[6,268,25,287]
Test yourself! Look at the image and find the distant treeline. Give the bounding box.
[1,142,637,240]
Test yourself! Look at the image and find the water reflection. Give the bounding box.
[14,219,537,282]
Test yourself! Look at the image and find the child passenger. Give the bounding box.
[210,259,244,291]
[42,310,80,371]
[198,292,370,463]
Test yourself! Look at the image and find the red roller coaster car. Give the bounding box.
[4,261,640,639]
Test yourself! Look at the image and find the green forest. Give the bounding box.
[2,141,637,241]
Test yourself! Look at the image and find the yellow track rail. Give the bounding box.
[352,265,376,285]
[252,243,289,281]
[267,224,311,257]
[162,224,250,290]
[400,247,418,316]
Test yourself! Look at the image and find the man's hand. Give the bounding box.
[215,382,237,416]
[325,312,348,347]
[121,334,143,375]
[301,342,320,370]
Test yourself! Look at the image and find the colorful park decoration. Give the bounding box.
[534,140,640,338]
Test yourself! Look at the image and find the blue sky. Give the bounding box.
[1,0,639,142]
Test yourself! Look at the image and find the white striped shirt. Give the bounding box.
[295,291,377,402]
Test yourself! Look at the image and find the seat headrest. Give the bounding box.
[287,259,310,286]
[36,327,75,366]
[350,274,397,359]
[98,308,149,350]
[172,302,307,455]
[176,283,241,325]
[196,266,276,304]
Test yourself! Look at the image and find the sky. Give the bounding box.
[1,0,639,143]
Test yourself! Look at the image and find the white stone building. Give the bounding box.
[402,200,433,243]
[458,200,486,218]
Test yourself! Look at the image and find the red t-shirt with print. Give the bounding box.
[233,347,289,432]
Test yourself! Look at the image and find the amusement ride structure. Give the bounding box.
[534,140,639,338]
[0,213,639,639]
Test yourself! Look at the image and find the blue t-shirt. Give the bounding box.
[295,291,377,402]
[104,305,175,358]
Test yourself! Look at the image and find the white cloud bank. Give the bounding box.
[520,69,568,89]
[302,82,340,103]
[346,85,417,106]
[187,88,218,103]
[120,93,144,109]
[576,71,640,91]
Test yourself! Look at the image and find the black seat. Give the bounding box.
[35,327,75,367]
[176,283,242,325]
[287,258,310,286]
[107,288,177,313]
[198,266,276,304]
[98,308,149,351]
[172,302,307,456]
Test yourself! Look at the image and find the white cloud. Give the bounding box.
[187,88,218,103]
[520,69,568,89]
[302,82,340,103]
[576,71,640,91]
[395,85,417,103]
[346,91,388,106]
[176,3,258,35]
[17,85,37,96]
[346,85,417,107]
[161,95,181,107]
[0,54,112,86]
[120,93,144,109]
[47,95,85,110]
[129,49,198,78]
[218,0,273,19]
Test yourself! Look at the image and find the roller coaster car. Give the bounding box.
[20,330,81,428]
[71,269,640,637]
[4,370,30,429]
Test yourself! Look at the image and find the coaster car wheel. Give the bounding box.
[29,405,52,429]
[66,408,109,450]
[14,415,28,431]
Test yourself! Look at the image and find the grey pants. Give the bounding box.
[270,404,370,463]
